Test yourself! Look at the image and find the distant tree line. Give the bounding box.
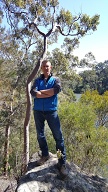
[1,0,108,180]
[74,60,108,94]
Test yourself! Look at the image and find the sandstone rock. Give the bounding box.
[0,176,17,192]
[16,152,108,192]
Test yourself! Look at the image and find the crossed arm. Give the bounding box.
[35,88,54,98]
[30,77,61,98]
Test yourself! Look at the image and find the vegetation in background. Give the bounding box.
[0,0,108,179]
[58,91,108,177]
[74,60,108,94]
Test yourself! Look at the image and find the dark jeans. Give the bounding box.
[34,110,66,165]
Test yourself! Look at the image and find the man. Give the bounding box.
[30,60,67,177]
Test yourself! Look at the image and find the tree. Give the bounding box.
[74,60,108,94]
[80,52,97,68]
[1,0,100,170]
[0,29,28,175]
[58,99,108,176]
[78,70,98,92]
[95,60,108,94]
[80,90,108,127]
[0,27,20,175]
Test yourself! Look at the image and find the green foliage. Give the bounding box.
[76,70,98,92]
[58,100,108,177]
[60,88,76,102]
[0,0,104,178]
[59,9,73,25]
[1,0,100,50]
[29,114,39,156]
[51,48,69,75]
[45,123,56,154]
[0,29,34,176]
[81,90,108,127]
[75,60,108,94]
[62,37,80,55]
[95,60,108,94]
[80,52,96,68]
[50,47,80,89]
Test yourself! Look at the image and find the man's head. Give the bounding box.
[41,60,52,78]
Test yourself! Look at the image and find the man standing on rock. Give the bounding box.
[30,60,67,177]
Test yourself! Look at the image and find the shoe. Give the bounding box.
[60,164,68,177]
[57,163,68,178]
[36,155,50,166]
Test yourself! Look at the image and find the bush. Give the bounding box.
[58,101,108,177]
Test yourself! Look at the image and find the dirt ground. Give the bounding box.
[0,176,17,192]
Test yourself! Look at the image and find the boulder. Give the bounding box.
[16,152,108,192]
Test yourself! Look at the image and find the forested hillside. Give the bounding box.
[0,0,108,181]
[74,60,108,94]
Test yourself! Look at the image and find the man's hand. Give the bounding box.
[36,88,54,98]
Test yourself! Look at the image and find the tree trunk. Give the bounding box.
[3,124,10,176]
[23,82,31,166]
[3,92,14,176]
[23,37,47,172]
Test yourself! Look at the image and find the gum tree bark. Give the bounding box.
[3,91,14,176]
[23,25,57,170]
[4,124,10,176]
[1,0,100,172]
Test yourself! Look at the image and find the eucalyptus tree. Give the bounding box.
[80,52,97,68]
[1,0,100,170]
[95,60,108,94]
[58,100,108,176]
[0,17,20,175]
[50,47,81,95]
[75,60,108,94]
[0,28,29,175]
[79,70,98,92]
[80,90,108,127]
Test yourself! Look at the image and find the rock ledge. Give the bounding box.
[16,152,108,192]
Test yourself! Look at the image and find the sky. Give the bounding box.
[2,0,108,63]
[51,0,108,63]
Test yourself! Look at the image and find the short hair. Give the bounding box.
[41,60,51,66]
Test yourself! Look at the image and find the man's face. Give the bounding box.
[41,61,52,77]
